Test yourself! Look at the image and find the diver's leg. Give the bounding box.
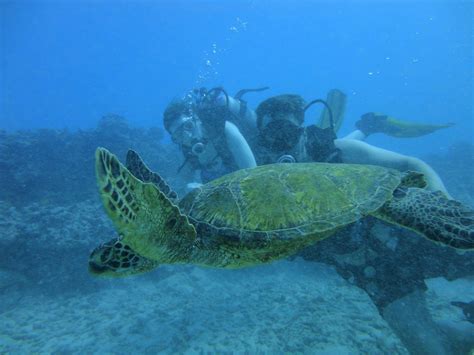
[335,139,451,198]
[341,130,367,141]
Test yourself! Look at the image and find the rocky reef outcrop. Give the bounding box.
[0,115,181,205]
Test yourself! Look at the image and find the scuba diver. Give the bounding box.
[164,86,453,195]
[163,86,267,191]
[255,94,453,197]
[164,87,346,190]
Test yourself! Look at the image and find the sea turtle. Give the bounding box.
[89,148,474,277]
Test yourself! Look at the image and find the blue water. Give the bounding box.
[2,0,472,155]
[1,1,473,353]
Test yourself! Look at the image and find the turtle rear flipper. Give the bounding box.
[89,238,159,277]
[95,147,197,261]
[376,188,474,249]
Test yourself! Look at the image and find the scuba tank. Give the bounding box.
[206,86,269,138]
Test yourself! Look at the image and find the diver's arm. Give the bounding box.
[224,121,257,169]
[335,139,451,198]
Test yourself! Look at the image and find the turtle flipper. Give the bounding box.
[376,188,474,249]
[125,149,178,203]
[89,238,159,277]
[95,148,197,261]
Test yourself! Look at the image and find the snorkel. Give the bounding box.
[304,99,335,132]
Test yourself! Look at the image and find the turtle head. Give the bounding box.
[88,238,158,278]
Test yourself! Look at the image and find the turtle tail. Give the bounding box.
[375,188,474,249]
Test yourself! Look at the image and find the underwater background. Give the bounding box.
[1,0,473,353]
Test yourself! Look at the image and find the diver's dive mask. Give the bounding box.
[170,115,205,150]
[258,118,303,152]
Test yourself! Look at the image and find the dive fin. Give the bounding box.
[356,112,455,138]
[317,89,347,133]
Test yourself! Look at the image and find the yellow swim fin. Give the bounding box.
[356,112,455,138]
[317,89,347,134]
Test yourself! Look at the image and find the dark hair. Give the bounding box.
[256,94,306,130]
[163,100,190,132]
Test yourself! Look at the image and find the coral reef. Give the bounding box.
[298,219,474,309]
[0,199,114,294]
[0,115,181,205]
[0,115,180,294]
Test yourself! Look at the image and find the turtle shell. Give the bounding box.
[179,163,402,244]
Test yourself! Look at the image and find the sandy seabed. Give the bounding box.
[0,259,407,354]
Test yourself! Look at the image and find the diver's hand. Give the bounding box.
[186,182,203,192]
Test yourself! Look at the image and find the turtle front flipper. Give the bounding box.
[375,188,474,249]
[95,147,197,262]
[125,149,179,203]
